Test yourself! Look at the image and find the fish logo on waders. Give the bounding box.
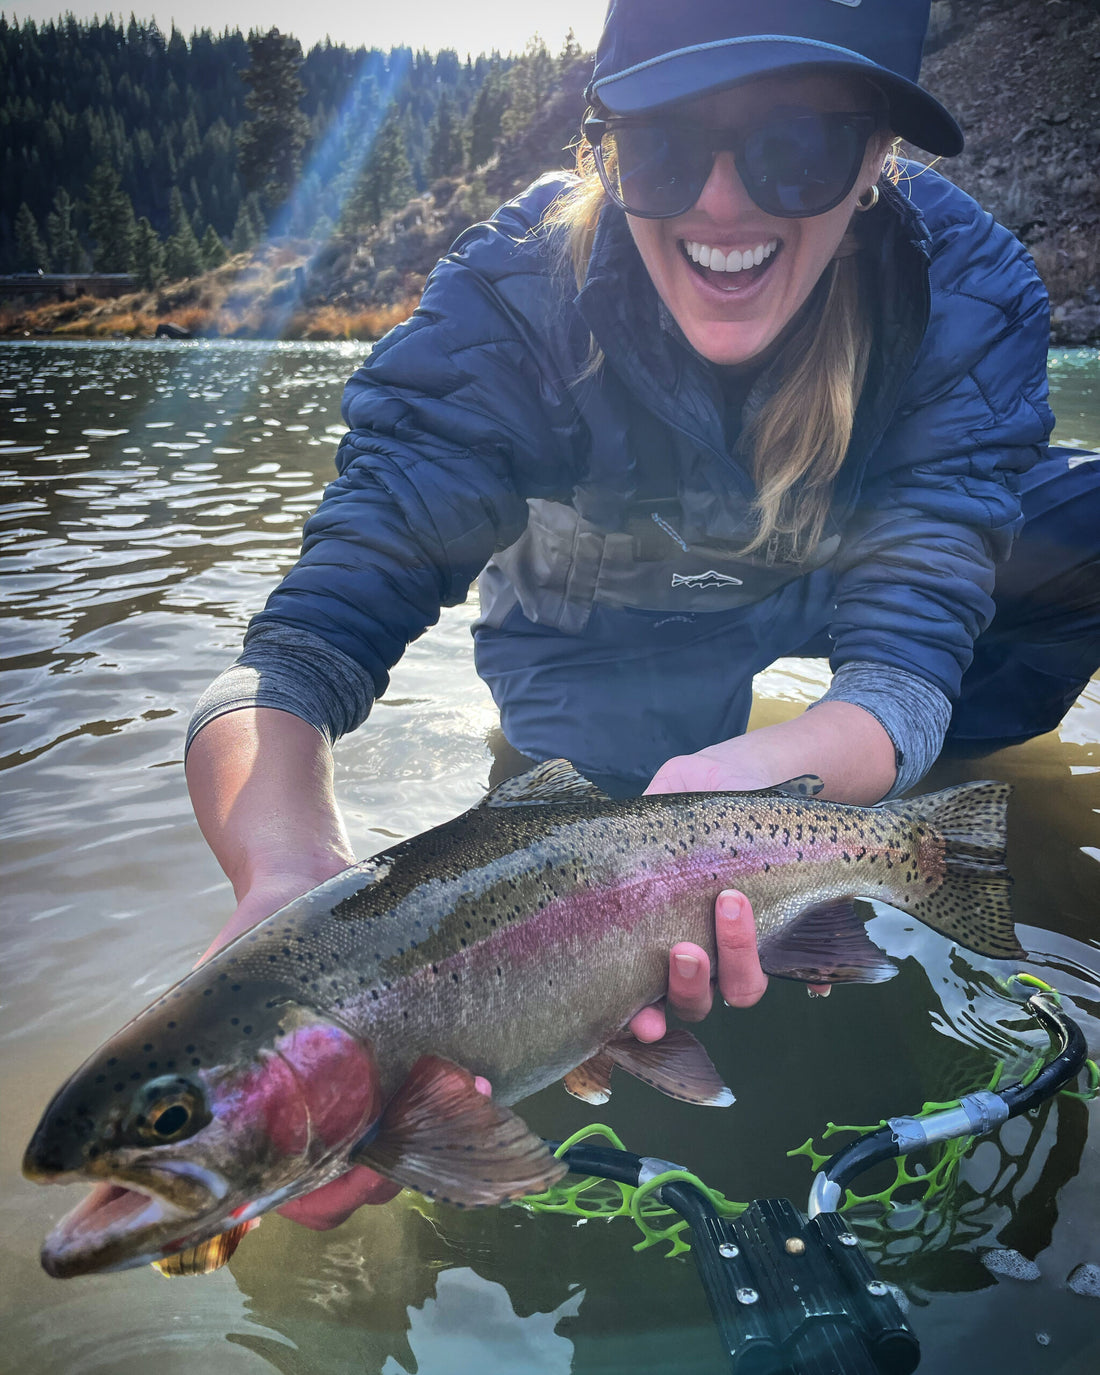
[670,570,745,590]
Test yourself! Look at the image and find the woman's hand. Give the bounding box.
[196,864,347,965]
[629,890,768,1042]
[645,703,897,805]
[634,716,877,1035]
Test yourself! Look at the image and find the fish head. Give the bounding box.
[24,974,383,1278]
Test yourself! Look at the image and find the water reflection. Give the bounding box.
[1,342,1098,1375]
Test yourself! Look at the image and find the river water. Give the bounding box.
[1,340,1097,1375]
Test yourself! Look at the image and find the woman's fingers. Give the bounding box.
[276,1166,401,1228]
[667,942,713,1022]
[714,890,768,1009]
[629,1001,668,1043]
[629,946,712,1041]
[630,890,766,1041]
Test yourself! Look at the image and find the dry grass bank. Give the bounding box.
[1,242,420,342]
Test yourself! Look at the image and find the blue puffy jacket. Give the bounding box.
[251,163,1054,780]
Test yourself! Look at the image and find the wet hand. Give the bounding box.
[629,890,768,1043]
[196,863,349,966]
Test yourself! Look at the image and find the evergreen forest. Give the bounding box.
[0,11,581,278]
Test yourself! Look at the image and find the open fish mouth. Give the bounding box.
[40,1169,228,1279]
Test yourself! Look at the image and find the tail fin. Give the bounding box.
[880,782,1024,961]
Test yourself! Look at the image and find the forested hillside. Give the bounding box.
[0,13,526,273]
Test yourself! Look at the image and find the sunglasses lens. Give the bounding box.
[602,124,712,218]
[594,111,874,219]
[739,113,868,217]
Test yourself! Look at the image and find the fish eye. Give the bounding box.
[132,1076,210,1145]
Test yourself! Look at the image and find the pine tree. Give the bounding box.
[501,38,557,142]
[427,90,463,180]
[85,161,136,271]
[466,64,508,169]
[15,201,50,270]
[230,200,257,253]
[201,224,228,269]
[46,188,82,272]
[345,111,413,229]
[131,216,165,288]
[237,28,309,213]
[560,29,582,63]
[163,186,204,279]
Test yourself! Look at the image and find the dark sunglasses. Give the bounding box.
[583,107,882,220]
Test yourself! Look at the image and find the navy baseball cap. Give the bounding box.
[587,0,963,156]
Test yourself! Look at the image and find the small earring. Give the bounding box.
[855,184,880,213]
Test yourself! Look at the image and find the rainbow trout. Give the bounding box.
[24,763,1021,1279]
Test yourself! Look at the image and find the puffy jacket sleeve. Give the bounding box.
[829,185,1054,699]
[250,182,585,697]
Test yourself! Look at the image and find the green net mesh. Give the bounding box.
[517,977,1098,1260]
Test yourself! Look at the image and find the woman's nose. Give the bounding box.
[693,150,755,219]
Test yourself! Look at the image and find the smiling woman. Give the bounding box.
[177,0,1100,1235]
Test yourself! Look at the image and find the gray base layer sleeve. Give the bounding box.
[185,624,375,756]
[187,632,949,798]
[812,660,952,797]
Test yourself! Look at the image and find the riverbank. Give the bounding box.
[0,241,420,342]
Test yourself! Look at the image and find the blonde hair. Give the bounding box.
[545,132,899,562]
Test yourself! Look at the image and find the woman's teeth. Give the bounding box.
[683,239,779,272]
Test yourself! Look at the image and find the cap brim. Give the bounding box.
[590,38,963,157]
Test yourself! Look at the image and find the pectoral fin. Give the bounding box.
[350,1055,566,1206]
[603,1029,735,1107]
[758,897,897,984]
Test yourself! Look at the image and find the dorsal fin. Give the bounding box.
[480,759,610,808]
